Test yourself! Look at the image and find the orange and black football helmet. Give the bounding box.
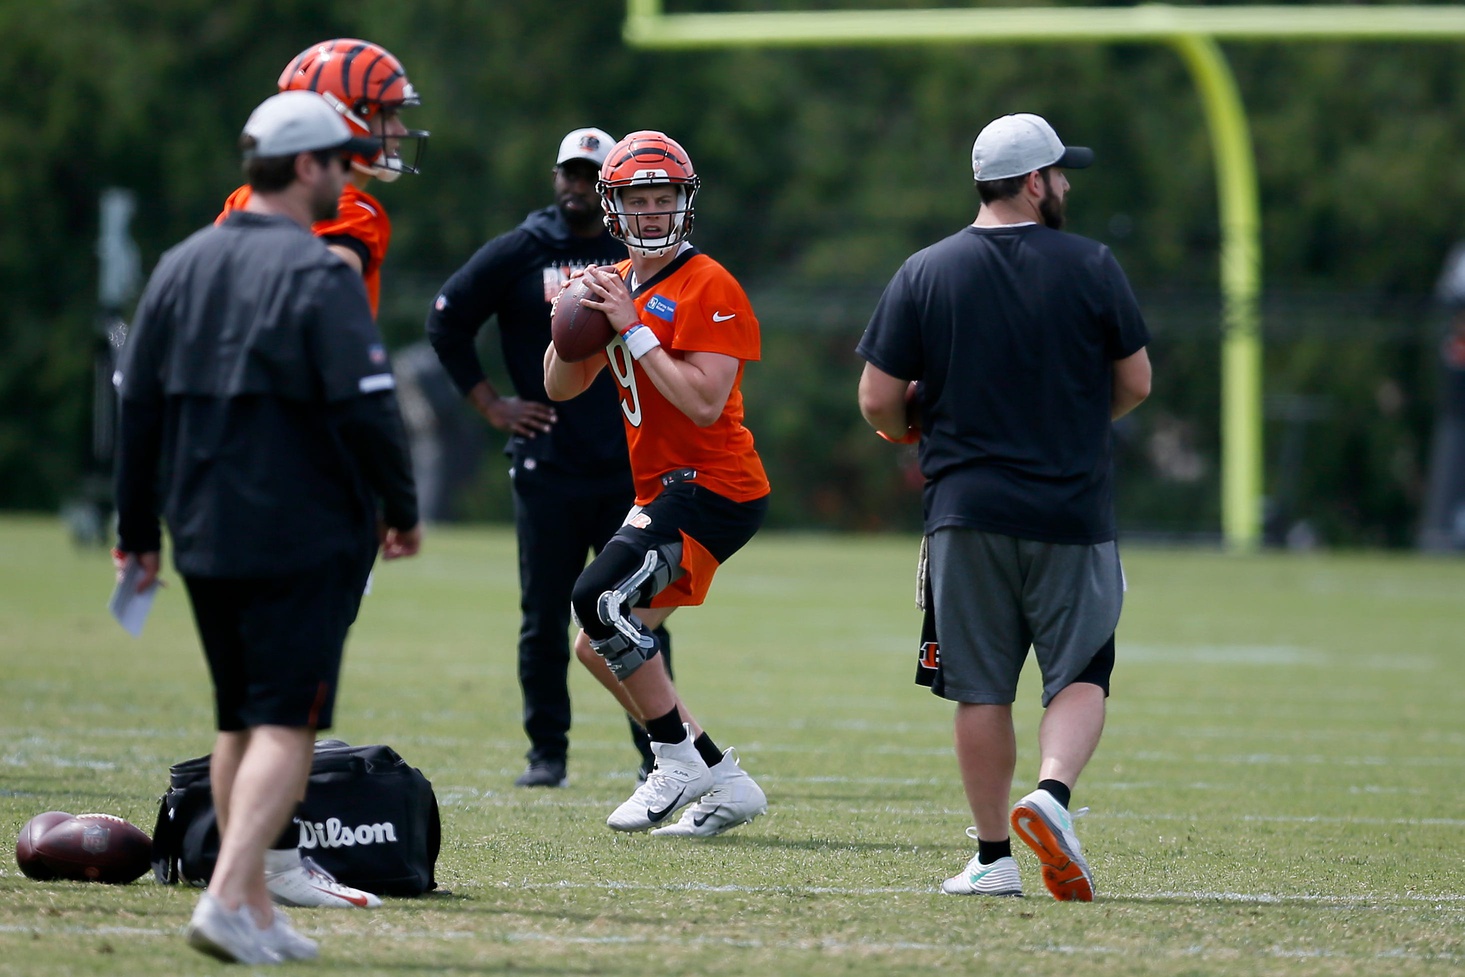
[278,38,427,182]
[597,131,700,258]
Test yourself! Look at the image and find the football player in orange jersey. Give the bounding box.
[214,40,426,910]
[544,131,771,837]
[217,38,428,318]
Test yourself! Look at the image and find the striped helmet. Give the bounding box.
[277,38,427,181]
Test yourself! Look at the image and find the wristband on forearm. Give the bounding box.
[622,323,661,360]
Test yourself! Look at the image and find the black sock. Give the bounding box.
[1038,779,1071,810]
[693,732,724,767]
[270,808,301,851]
[977,837,1012,865]
[644,706,687,744]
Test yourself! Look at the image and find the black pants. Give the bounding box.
[512,461,669,765]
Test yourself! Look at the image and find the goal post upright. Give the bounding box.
[624,0,1465,551]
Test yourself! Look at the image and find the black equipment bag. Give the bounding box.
[151,741,440,896]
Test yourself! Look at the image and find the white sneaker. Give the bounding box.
[1010,788,1094,901]
[606,727,714,832]
[651,748,767,837]
[940,828,1023,895]
[185,893,281,965]
[262,908,319,961]
[266,854,383,909]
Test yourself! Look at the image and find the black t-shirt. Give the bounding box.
[426,206,630,479]
[857,223,1149,544]
[115,212,416,576]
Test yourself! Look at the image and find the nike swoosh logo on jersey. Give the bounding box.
[711,311,736,322]
[647,790,685,823]
[692,807,721,828]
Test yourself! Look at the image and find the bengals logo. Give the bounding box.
[919,641,940,669]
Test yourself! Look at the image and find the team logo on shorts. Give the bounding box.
[627,512,652,530]
[919,641,940,669]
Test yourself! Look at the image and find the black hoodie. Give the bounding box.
[427,206,630,477]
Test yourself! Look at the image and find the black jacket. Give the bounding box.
[425,206,630,477]
[115,212,416,576]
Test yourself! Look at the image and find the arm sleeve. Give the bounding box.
[425,234,521,396]
[114,397,165,554]
[320,233,371,272]
[308,267,398,402]
[112,275,171,553]
[307,266,419,528]
[330,394,419,531]
[856,264,923,381]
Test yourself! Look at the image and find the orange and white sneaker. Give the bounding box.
[1010,789,1095,902]
[265,853,382,909]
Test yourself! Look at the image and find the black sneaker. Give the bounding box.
[515,760,567,788]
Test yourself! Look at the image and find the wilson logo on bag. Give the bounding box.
[299,818,400,849]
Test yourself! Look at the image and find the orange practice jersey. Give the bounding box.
[216,183,391,317]
[606,251,770,506]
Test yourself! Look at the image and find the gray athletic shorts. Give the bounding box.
[928,528,1123,707]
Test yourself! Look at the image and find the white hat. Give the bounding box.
[556,127,616,166]
[971,113,1093,182]
[242,91,380,159]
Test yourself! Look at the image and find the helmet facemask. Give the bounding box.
[600,180,699,258]
[322,92,427,183]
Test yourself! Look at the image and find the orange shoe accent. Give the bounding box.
[1010,804,1094,902]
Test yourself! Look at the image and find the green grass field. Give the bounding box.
[1,514,1462,976]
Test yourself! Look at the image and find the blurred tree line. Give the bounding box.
[3,0,1462,545]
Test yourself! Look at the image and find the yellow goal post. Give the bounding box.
[623,1,1465,550]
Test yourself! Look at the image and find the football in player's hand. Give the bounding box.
[15,811,152,884]
[551,277,616,363]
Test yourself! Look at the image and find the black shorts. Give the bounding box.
[611,480,768,608]
[183,550,371,731]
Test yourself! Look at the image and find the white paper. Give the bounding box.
[108,559,159,637]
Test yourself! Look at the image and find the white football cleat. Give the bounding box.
[651,747,767,838]
[1010,788,1094,901]
[266,854,382,909]
[606,727,714,832]
[940,828,1023,896]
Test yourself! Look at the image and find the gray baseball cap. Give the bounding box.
[241,91,381,160]
[971,113,1093,182]
[556,127,616,166]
